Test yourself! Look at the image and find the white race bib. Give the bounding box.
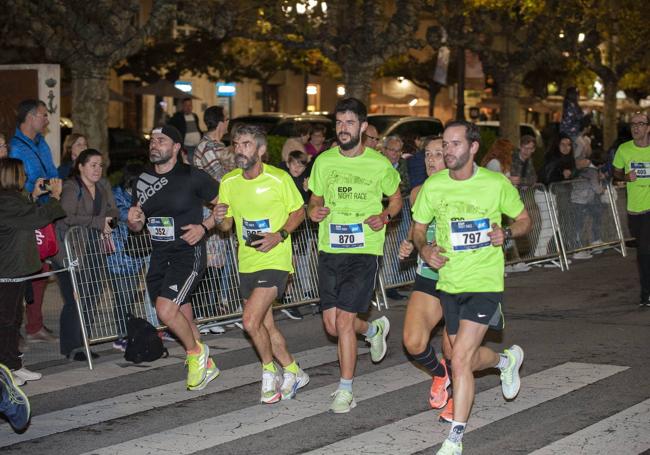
[450,218,491,251]
[631,161,650,179]
[147,217,175,242]
[243,218,271,241]
[329,223,365,249]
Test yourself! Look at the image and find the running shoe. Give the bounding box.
[261,367,283,404]
[188,358,220,391]
[500,345,524,400]
[185,342,210,389]
[429,359,450,409]
[439,397,454,423]
[281,307,303,320]
[0,364,30,432]
[280,367,310,400]
[329,389,356,413]
[437,439,462,455]
[366,316,390,363]
[12,367,42,383]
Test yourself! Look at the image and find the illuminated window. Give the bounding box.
[306,83,320,112]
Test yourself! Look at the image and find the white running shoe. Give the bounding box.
[261,367,283,404]
[281,367,310,400]
[12,367,42,383]
[500,345,524,400]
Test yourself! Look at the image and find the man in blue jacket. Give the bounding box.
[9,99,58,195]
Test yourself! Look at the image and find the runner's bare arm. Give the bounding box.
[308,194,330,223]
[213,198,234,232]
[613,166,636,182]
[488,208,532,247]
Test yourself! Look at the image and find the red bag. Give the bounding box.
[35,224,59,260]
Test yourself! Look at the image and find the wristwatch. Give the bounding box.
[279,229,289,242]
[383,213,392,225]
[503,227,513,240]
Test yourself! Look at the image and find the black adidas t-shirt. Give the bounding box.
[136,160,218,250]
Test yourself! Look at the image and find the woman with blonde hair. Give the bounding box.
[58,133,88,178]
[480,138,515,176]
[0,158,64,384]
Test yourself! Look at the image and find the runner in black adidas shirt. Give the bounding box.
[127,125,220,391]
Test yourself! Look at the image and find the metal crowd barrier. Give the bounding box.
[62,181,631,368]
[548,180,627,264]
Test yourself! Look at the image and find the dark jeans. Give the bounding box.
[0,282,26,370]
[628,212,650,301]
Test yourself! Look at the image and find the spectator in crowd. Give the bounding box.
[363,124,380,151]
[10,100,60,345]
[574,116,593,160]
[405,133,428,190]
[540,134,577,186]
[9,99,58,195]
[54,149,119,361]
[58,134,88,179]
[168,97,202,162]
[480,138,514,177]
[0,158,64,384]
[305,124,327,158]
[560,86,584,144]
[281,123,312,163]
[511,135,538,189]
[193,105,234,183]
[382,135,411,196]
[107,163,153,351]
[0,133,7,159]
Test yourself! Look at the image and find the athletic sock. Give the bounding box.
[338,377,353,392]
[364,322,378,338]
[448,420,467,444]
[412,344,446,377]
[263,362,277,373]
[496,353,509,370]
[284,360,299,374]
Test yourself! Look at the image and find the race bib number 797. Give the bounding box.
[450,218,491,251]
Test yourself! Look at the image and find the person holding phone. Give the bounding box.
[214,124,309,404]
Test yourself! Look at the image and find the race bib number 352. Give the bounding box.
[329,223,365,249]
[148,217,175,242]
[450,218,491,251]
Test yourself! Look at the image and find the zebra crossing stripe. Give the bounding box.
[22,337,252,397]
[304,362,629,455]
[0,345,367,447]
[530,398,650,455]
[79,362,432,455]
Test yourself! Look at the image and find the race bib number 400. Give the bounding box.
[450,218,491,251]
[631,162,650,179]
[243,218,271,241]
[148,217,175,242]
[329,223,365,249]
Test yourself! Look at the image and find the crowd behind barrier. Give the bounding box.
[18,181,631,368]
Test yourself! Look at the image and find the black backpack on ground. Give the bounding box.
[124,313,169,363]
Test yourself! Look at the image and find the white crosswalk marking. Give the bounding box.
[0,345,367,447]
[80,362,431,455]
[530,398,650,455]
[304,362,629,455]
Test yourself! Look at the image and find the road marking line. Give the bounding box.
[304,362,629,454]
[530,398,650,455]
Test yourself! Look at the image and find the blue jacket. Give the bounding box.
[9,128,58,193]
[106,186,148,276]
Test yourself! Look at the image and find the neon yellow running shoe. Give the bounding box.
[437,439,462,455]
[188,358,220,391]
[186,342,209,389]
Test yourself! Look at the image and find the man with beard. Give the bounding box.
[307,97,402,413]
[127,125,220,391]
[411,121,531,455]
[213,124,309,404]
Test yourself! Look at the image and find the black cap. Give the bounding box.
[152,125,183,144]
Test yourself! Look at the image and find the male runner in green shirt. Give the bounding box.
[412,121,532,455]
[308,97,402,413]
[613,111,650,307]
[214,124,309,404]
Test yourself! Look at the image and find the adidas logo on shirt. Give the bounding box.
[137,174,169,205]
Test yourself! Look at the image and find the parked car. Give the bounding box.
[367,114,407,135]
[475,121,543,150]
[381,116,444,142]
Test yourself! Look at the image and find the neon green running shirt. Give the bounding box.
[613,140,650,214]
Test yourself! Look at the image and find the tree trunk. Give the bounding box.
[497,72,524,147]
[70,67,110,169]
[428,83,442,117]
[602,77,618,150]
[455,47,465,120]
[343,63,375,106]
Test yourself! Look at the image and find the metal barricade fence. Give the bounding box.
[381,197,417,289]
[505,184,565,269]
[548,180,626,261]
[613,183,632,240]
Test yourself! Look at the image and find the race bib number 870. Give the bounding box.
[450,218,491,251]
[329,223,365,249]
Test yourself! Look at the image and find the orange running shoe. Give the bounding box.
[429,359,450,409]
[439,397,454,423]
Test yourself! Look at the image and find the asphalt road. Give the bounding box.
[2,250,649,454]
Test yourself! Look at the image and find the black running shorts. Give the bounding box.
[412,274,439,298]
[146,244,207,305]
[239,269,289,300]
[317,252,379,314]
[438,291,504,335]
